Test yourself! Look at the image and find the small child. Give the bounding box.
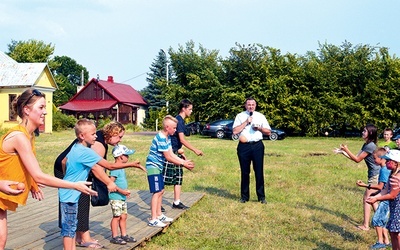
[357,147,391,249]
[109,144,145,245]
[146,115,194,227]
[367,149,400,250]
[58,119,142,250]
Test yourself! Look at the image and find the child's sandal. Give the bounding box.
[110,236,127,245]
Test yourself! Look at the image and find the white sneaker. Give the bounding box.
[148,219,167,227]
[158,214,173,222]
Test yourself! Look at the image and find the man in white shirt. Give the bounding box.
[233,97,271,204]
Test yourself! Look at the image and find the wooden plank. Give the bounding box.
[6,188,204,250]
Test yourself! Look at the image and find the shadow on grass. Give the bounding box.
[304,203,359,226]
[192,184,237,200]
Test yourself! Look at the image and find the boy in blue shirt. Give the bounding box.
[59,119,142,250]
[109,144,145,245]
[146,115,194,227]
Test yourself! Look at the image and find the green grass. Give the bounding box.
[35,131,377,249]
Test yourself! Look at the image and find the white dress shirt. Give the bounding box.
[233,111,271,142]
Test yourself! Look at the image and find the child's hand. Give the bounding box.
[184,160,195,171]
[366,196,376,204]
[30,187,44,201]
[356,180,365,187]
[121,189,131,197]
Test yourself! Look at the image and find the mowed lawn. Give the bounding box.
[35,130,379,249]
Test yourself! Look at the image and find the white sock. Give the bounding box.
[174,200,180,205]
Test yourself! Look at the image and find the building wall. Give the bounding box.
[0,70,55,133]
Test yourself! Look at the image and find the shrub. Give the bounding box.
[53,112,77,131]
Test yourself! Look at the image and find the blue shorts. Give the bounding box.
[148,174,164,193]
[60,202,78,238]
[372,200,389,227]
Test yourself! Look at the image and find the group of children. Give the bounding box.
[58,115,194,249]
[339,126,400,249]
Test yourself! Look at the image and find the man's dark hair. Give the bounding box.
[179,99,192,111]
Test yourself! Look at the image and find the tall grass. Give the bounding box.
[35,131,378,249]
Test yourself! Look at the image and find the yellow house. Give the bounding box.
[0,52,56,133]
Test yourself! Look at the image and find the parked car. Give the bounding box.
[184,121,208,136]
[223,122,287,141]
[202,119,233,139]
[320,123,362,137]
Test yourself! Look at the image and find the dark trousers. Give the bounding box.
[237,140,265,201]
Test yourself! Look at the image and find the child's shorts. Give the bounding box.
[162,161,183,186]
[110,200,127,217]
[368,175,379,185]
[60,202,78,238]
[148,173,164,193]
[372,200,389,227]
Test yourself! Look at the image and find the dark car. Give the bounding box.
[202,119,233,139]
[223,122,287,141]
[320,123,362,137]
[184,121,208,136]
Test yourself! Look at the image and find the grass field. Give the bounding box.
[35,130,379,249]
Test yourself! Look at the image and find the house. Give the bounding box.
[59,76,148,126]
[0,51,56,133]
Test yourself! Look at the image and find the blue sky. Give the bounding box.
[1,0,399,91]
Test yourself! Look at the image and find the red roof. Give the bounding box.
[59,100,117,111]
[59,77,147,112]
[97,80,147,105]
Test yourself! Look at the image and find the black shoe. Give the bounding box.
[161,206,165,212]
[260,199,267,204]
[239,199,247,203]
[172,202,189,209]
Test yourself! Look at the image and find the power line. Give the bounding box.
[122,71,150,83]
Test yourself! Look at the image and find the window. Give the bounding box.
[9,94,17,121]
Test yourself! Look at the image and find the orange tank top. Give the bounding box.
[0,125,39,211]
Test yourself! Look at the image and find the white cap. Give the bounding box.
[112,144,135,158]
[381,149,400,162]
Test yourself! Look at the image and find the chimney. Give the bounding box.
[107,76,114,83]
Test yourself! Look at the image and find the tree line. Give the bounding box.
[6,39,400,135]
[142,40,400,135]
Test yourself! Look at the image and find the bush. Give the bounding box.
[53,112,77,131]
[125,123,141,132]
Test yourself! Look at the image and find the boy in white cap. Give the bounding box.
[109,144,145,245]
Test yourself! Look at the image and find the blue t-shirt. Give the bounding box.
[171,115,185,152]
[109,169,128,201]
[146,132,171,175]
[378,166,391,189]
[58,143,102,203]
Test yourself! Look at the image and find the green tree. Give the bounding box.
[141,49,171,110]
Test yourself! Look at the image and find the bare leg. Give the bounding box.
[0,209,7,250]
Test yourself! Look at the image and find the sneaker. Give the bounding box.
[172,202,189,209]
[158,214,173,222]
[121,235,137,243]
[370,242,387,249]
[148,219,167,228]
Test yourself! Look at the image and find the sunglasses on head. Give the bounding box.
[24,89,43,106]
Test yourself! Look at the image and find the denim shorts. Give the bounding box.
[372,200,389,227]
[60,202,78,238]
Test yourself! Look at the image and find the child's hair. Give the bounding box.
[102,121,125,142]
[74,119,95,136]
[373,147,387,157]
[383,128,393,135]
[163,115,178,127]
[365,124,378,144]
